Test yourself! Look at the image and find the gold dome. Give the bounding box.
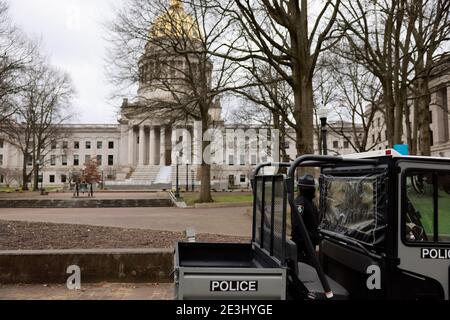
[150,0,200,40]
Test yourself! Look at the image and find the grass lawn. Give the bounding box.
[0,187,22,193]
[182,192,253,206]
[409,192,450,238]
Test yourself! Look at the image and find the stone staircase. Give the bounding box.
[105,165,200,190]
[129,166,162,182]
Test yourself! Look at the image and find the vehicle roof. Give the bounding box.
[343,149,450,162]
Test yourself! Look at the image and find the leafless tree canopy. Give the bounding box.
[2,59,75,190]
[106,0,247,202]
[0,1,37,123]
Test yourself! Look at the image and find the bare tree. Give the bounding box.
[0,168,22,187]
[406,0,450,155]
[226,0,341,157]
[107,0,244,202]
[0,1,36,123]
[229,63,295,162]
[3,61,74,190]
[337,0,411,147]
[337,0,449,155]
[318,57,383,152]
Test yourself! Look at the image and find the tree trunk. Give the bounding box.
[292,77,314,157]
[198,118,213,203]
[21,156,28,191]
[417,78,432,156]
[405,99,414,154]
[383,82,395,147]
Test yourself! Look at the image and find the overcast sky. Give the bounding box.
[10,0,121,124]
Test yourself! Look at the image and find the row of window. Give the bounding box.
[27,155,115,167]
[210,174,248,184]
[51,141,115,150]
[226,155,263,166]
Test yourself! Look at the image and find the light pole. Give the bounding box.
[175,156,180,199]
[101,169,104,190]
[36,160,42,194]
[191,169,195,192]
[186,163,189,192]
[318,106,328,156]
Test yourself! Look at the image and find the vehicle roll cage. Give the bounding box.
[251,155,379,299]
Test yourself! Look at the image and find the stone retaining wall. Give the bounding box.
[0,249,174,284]
[0,198,173,208]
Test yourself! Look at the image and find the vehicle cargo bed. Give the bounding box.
[175,242,287,300]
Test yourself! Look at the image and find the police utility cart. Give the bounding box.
[174,150,450,300]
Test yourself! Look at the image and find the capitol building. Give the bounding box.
[3,1,448,190]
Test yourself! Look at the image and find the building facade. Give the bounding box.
[0,1,366,190]
[368,59,450,156]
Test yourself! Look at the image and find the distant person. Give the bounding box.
[89,183,94,198]
[73,182,79,198]
[291,174,320,264]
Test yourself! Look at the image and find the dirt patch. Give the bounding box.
[0,220,251,251]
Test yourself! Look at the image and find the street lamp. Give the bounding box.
[36,160,44,195]
[186,163,189,192]
[318,106,328,156]
[101,169,104,190]
[175,156,180,199]
[191,169,195,192]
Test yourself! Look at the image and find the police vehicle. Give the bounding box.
[174,149,450,300]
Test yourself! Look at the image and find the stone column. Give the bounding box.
[138,125,146,166]
[183,127,192,164]
[149,126,157,165]
[160,127,166,166]
[193,121,202,165]
[128,126,135,166]
[171,128,179,165]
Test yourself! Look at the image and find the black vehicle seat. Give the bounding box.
[298,262,349,300]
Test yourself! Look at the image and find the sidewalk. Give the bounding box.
[0,283,174,300]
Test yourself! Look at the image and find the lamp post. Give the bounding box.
[101,169,104,190]
[36,160,42,194]
[318,106,328,156]
[186,163,189,192]
[191,169,195,192]
[175,156,180,199]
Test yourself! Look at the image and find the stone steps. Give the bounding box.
[129,166,161,182]
[0,198,173,209]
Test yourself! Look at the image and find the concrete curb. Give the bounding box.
[194,202,253,209]
[0,249,174,284]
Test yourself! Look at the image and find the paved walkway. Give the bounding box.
[0,283,174,300]
[0,206,252,236]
